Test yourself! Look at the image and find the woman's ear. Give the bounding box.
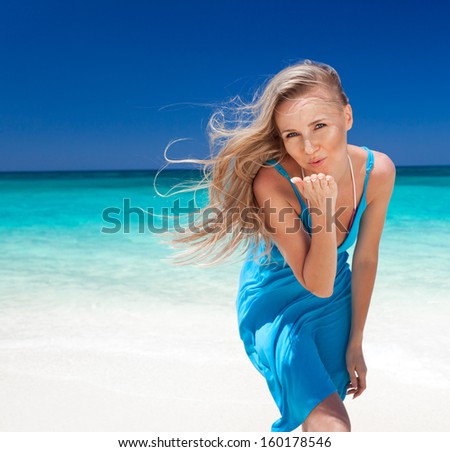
[344,104,353,131]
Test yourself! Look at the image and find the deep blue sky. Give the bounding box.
[1,0,449,171]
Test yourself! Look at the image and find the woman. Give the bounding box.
[164,59,396,432]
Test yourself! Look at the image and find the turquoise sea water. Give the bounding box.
[0,169,237,310]
[0,166,449,430]
[1,166,449,307]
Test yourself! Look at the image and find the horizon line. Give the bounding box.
[1,163,450,175]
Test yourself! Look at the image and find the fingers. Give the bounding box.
[317,173,327,190]
[290,173,337,206]
[346,347,368,399]
[347,363,359,400]
[325,174,335,187]
[349,369,358,394]
[293,176,314,201]
[290,177,305,197]
[305,173,334,187]
[292,173,326,188]
[347,369,368,399]
[354,369,367,398]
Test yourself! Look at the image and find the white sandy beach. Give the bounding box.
[1,292,449,432]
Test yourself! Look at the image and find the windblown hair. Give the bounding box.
[157,58,349,266]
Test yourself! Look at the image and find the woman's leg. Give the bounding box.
[301,392,351,432]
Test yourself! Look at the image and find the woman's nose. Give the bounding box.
[304,139,317,154]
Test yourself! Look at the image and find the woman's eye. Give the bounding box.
[285,124,326,139]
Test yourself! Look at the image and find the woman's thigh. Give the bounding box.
[302,392,351,432]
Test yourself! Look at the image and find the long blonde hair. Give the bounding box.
[157,58,349,266]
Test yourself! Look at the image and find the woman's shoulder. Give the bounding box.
[350,144,395,173]
[252,159,301,213]
[253,159,292,194]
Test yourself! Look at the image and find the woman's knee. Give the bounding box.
[303,415,350,432]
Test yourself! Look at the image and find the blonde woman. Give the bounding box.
[165,59,396,432]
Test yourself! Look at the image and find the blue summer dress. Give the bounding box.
[235,146,374,432]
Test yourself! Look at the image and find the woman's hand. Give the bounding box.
[346,341,367,399]
[290,172,338,211]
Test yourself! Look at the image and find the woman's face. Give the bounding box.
[274,90,353,172]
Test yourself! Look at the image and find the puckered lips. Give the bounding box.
[309,156,327,167]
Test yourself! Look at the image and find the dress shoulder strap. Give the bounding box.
[361,146,374,173]
[360,146,374,194]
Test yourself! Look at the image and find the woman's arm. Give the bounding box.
[346,152,396,398]
[253,169,338,298]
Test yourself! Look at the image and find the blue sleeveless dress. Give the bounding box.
[235,146,374,432]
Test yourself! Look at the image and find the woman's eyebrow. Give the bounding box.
[282,118,327,133]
